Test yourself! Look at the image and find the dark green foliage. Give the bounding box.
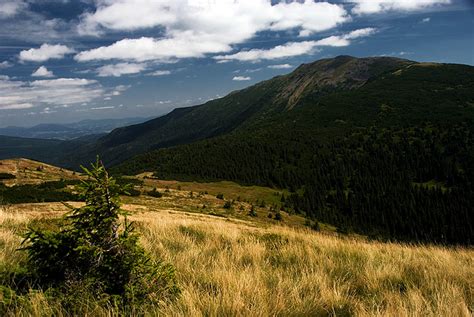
[0,173,15,180]
[115,177,144,187]
[216,193,224,200]
[306,220,320,232]
[115,177,142,196]
[124,187,141,197]
[249,205,257,217]
[0,180,80,204]
[19,159,179,311]
[147,188,163,198]
[223,201,232,209]
[274,212,283,221]
[113,121,474,245]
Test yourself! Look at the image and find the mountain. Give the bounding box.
[68,56,415,165]
[110,56,474,245]
[0,117,151,140]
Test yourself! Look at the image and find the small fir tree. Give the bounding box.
[21,158,179,309]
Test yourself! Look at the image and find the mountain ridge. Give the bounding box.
[0,55,472,169]
[73,55,419,165]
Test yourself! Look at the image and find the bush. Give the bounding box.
[0,173,15,180]
[223,201,232,209]
[249,205,257,217]
[0,180,80,204]
[216,193,224,200]
[274,212,282,221]
[305,220,320,231]
[147,188,163,198]
[20,158,179,311]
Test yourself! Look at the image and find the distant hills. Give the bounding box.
[0,117,151,140]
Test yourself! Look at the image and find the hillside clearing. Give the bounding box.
[0,158,79,186]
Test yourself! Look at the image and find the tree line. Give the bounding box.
[114,122,473,245]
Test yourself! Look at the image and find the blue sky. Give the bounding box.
[0,0,472,127]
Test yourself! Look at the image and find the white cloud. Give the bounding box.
[0,76,104,110]
[40,106,56,114]
[233,76,251,81]
[31,66,54,78]
[2,103,34,110]
[0,61,12,69]
[19,43,75,62]
[215,28,377,62]
[0,1,27,18]
[349,0,451,14]
[75,36,234,62]
[103,84,131,98]
[91,106,115,110]
[96,62,147,77]
[421,17,431,23]
[75,0,348,62]
[216,41,319,62]
[148,70,171,76]
[345,28,377,39]
[268,64,293,69]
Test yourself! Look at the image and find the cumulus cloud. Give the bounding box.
[19,44,75,62]
[0,76,104,110]
[75,36,235,62]
[96,62,147,77]
[268,64,293,69]
[233,76,251,81]
[0,1,27,18]
[215,28,377,62]
[32,66,54,78]
[0,61,12,69]
[421,17,431,23]
[349,0,451,14]
[75,0,348,62]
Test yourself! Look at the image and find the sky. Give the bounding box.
[0,0,472,127]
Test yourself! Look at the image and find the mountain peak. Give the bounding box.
[279,55,414,109]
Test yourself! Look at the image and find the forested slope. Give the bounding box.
[114,60,474,244]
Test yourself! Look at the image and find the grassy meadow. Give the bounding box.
[0,159,472,316]
[0,199,472,316]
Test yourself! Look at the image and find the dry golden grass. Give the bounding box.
[1,202,472,316]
